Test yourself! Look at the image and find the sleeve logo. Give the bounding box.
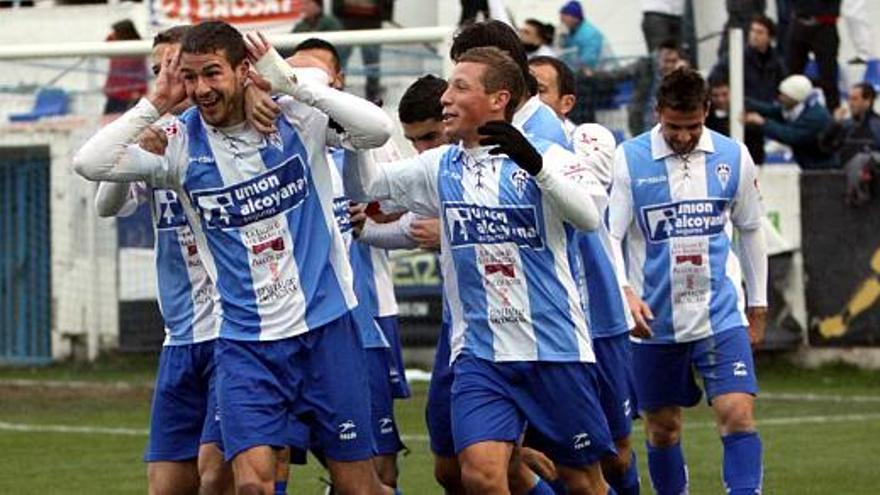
[443,202,544,249]
[640,199,728,243]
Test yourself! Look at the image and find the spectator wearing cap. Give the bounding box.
[745,74,837,169]
[559,1,605,73]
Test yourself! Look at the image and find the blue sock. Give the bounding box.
[274,480,287,495]
[722,432,763,495]
[547,478,568,495]
[394,489,403,495]
[646,441,688,495]
[528,478,555,495]
[607,450,640,495]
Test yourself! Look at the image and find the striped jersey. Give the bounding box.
[609,126,764,343]
[119,181,220,346]
[379,141,595,363]
[328,147,396,348]
[513,95,570,148]
[136,101,357,341]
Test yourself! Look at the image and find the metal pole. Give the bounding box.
[728,27,745,143]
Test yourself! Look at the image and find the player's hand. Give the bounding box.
[478,121,543,176]
[519,446,558,482]
[137,126,168,155]
[244,32,273,64]
[625,287,654,338]
[409,217,441,251]
[148,45,187,115]
[350,202,368,238]
[746,306,768,350]
[244,81,280,134]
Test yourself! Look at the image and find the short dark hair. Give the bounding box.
[707,73,729,89]
[524,18,555,45]
[181,21,247,67]
[457,46,526,121]
[291,37,342,74]
[751,14,776,38]
[657,38,682,54]
[529,56,575,98]
[112,19,141,41]
[450,20,538,96]
[399,75,448,124]
[656,67,708,112]
[153,25,190,47]
[853,82,877,103]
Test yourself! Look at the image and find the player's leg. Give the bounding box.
[631,341,701,495]
[516,362,616,495]
[198,348,233,495]
[145,344,213,495]
[593,335,640,495]
[507,447,556,495]
[214,338,303,494]
[451,355,526,494]
[366,348,405,489]
[426,320,466,494]
[695,330,762,495]
[302,313,393,495]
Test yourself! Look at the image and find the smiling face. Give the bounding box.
[658,105,707,155]
[440,61,507,146]
[179,49,248,127]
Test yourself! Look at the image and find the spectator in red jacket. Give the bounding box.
[103,19,148,115]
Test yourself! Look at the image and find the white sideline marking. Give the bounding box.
[2,413,879,442]
[761,392,880,403]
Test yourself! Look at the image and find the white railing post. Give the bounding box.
[728,27,745,143]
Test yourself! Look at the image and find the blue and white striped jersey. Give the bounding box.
[328,147,395,349]
[513,95,570,149]
[367,141,596,363]
[609,126,764,343]
[114,181,220,346]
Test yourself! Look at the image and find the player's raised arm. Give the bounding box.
[73,48,185,187]
[245,32,392,149]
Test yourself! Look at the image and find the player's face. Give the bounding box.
[658,105,707,155]
[531,63,566,119]
[441,62,502,145]
[180,49,249,127]
[402,118,447,153]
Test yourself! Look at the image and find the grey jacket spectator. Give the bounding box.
[745,75,836,169]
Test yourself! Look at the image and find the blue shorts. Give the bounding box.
[366,348,405,456]
[145,340,219,462]
[452,354,615,468]
[377,316,411,399]
[425,320,455,457]
[593,333,638,441]
[215,313,373,462]
[632,328,759,412]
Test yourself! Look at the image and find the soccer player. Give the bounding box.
[528,56,577,137]
[73,21,394,495]
[344,46,616,495]
[93,25,233,495]
[608,68,768,495]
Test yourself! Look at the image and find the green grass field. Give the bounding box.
[0,355,878,494]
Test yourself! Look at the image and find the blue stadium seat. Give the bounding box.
[864,58,880,91]
[9,88,69,122]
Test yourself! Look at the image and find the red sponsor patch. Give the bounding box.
[252,237,285,255]
[485,262,516,278]
[675,254,703,266]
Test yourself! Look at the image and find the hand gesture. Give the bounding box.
[244,32,272,64]
[350,202,368,238]
[137,126,168,155]
[244,75,280,134]
[148,46,187,115]
[478,121,543,176]
[625,287,654,339]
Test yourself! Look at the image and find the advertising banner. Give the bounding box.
[149,0,304,32]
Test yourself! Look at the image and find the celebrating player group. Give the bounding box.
[74,18,768,495]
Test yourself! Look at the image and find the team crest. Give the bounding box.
[716,163,731,188]
[265,131,284,152]
[511,169,530,197]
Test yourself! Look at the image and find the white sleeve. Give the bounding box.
[738,226,768,307]
[72,99,182,188]
[730,143,765,231]
[572,123,618,190]
[95,181,148,218]
[358,213,420,250]
[255,49,392,149]
[343,145,446,217]
[534,144,602,232]
[608,146,635,287]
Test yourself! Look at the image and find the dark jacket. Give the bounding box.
[749,96,837,168]
[791,0,841,17]
[821,111,880,164]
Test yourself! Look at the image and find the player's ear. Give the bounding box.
[237,59,251,80]
[492,89,511,115]
[561,94,576,116]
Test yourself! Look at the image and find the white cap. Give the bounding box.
[778,75,813,103]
